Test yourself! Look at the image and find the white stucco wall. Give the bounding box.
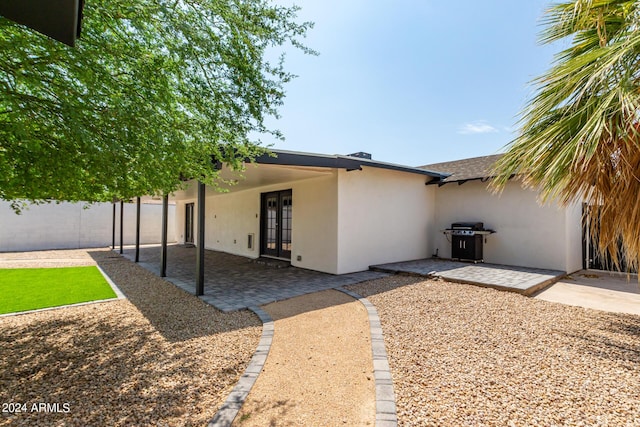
[432,180,582,272]
[336,167,436,274]
[174,174,339,274]
[0,201,175,252]
[289,174,339,273]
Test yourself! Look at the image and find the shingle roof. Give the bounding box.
[419,154,504,184]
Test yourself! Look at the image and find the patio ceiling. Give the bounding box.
[172,163,333,200]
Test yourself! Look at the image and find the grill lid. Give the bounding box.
[451,222,484,231]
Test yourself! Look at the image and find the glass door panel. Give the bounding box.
[280,193,292,258]
[261,190,292,259]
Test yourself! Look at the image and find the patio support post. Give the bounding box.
[195,181,205,296]
[135,196,141,263]
[160,194,168,277]
[119,200,124,254]
[111,202,116,250]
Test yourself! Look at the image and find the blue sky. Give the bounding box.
[261,1,565,166]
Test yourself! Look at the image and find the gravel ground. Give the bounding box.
[349,276,640,427]
[235,289,375,426]
[0,249,261,427]
[0,249,97,268]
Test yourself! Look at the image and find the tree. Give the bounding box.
[491,0,640,271]
[0,0,313,208]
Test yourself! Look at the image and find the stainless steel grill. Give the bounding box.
[451,222,484,234]
[450,222,485,262]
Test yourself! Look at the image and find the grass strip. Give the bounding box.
[0,266,116,314]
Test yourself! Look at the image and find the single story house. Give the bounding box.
[169,150,585,276]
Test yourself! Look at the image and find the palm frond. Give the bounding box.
[491,0,640,271]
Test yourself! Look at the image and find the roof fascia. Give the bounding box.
[426,174,517,186]
[254,150,447,179]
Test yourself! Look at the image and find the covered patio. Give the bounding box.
[121,244,388,311]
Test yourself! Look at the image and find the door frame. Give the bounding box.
[260,189,292,260]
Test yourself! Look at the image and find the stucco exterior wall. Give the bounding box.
[336,167,436,274]
[289,174,339,273]
[432,180,582,272]
[174,174,339,274]
[0,201,175,252]
[171,165,584,276]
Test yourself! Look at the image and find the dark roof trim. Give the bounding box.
[426,176,492,186]
[254,149,448,180]
[0,0,84,47]
[426,174,516,187]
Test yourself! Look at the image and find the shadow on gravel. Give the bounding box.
[345,275,427,299]
[249,279,419,322]
[234,399,295,426]
[87,249,261,342]
[565,314,640,364]
[0,303,253,427]
[263,289,358,321]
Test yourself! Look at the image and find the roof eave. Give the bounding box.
[427,173,517,186]
[254,149,447,180]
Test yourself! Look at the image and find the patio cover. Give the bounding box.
[0,0,84,46]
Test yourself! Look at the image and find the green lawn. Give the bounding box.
[0,266,117,315]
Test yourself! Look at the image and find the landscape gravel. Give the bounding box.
[0,249,97,268]
[349,276,640,427]
[234,289,375,426]
[0,248,261,427]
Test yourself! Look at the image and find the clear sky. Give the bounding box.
[262,0,564,166]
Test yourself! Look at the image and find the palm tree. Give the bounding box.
[491,0,640,272]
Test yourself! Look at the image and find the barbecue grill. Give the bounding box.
[450,222,486,262]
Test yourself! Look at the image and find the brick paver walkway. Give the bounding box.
[121,244,388,311]
[371,258,565,296]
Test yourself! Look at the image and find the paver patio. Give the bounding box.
[371,258,565,295]
[120,244,388,311]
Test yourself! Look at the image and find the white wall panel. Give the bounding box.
[0,201,175,252]
[336,167,436,274]
[432,180,582,272]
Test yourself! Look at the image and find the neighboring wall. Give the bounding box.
[174,173,339,274]
[432,180,582,272]
[0,201,175,252]
[336,167,436,274]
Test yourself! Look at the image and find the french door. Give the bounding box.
[261,190,292,259]
[185,203,195,244]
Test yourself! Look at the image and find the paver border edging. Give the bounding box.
[208,306,274,427]
[336,287,398,427]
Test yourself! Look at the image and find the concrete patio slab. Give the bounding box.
[535,269,640,315]
[370,258,565,296]
[121,244,388,312]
